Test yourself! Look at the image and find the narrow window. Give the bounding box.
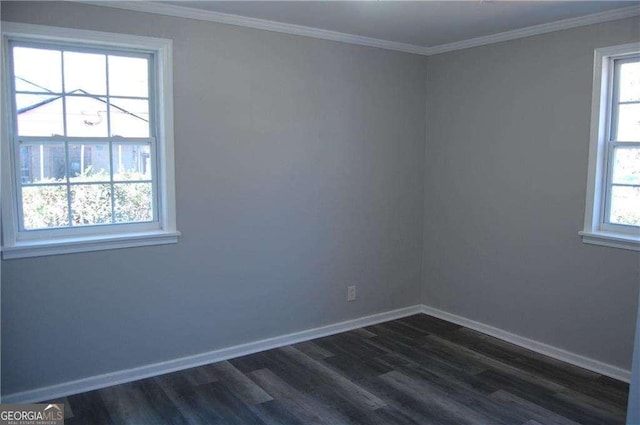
[581,43,640,251]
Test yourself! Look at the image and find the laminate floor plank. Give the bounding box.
[373,372,486,425]
[490,390,581,425]
[313,332,389,359]
[351,328,377,339]
[152,373,219,425]
[154,367,218,396]
[247,399,307,425]
[321,351,393,383]
[417,337,488,375]
[292,341,334,359]
[248,368,352,425]
[375,320,431,340]
[134,378,193,425]
[426,333,629,419]
[373,405,422,425]
[445,329,630,410]
[598,374,631,392]
[277,345,387,411]
[452,329,598,375]
[364,332,491,384]
[425,334,578,393]
[477,369,625,425]
[363,324,428,347]
[210,361,273,405]
[64,391,115,425]
[98,379,189,425]
[248,350,391,425]
[374,349,497,395]
[397,314,463,335]
[228,351,273,374]
[377,357,536,424]
[362,376,475,425]
[44,314,629,425]
[189,381,267,425]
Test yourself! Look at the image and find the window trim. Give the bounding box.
[580,42,640,251]
[1,22,179,259]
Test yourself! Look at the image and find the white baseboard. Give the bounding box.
[3,303,630,403]
[2,305,423,403]
[421,305,631,383]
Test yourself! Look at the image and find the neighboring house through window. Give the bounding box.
[581,42,640,251]
[1,23,179,259]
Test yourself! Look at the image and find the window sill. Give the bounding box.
[579,230,640,252]
[1,230,181,259]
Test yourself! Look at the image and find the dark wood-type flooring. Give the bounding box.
[47,314,630,424]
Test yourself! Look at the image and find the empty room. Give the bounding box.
[0,1,639,424]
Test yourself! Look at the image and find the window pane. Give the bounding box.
[114,183,152,223]
[63,51,106,95]
[619,60,640,103]
[13,47,62,93]
[71,184,112,226]
[615,103,640,142]
[112,142,151,181]
[22,185,69,229]
[612,148,640,185]
[18,142,66,184]
[66,96,108,137]
[69,143,111,182]
[16,94,64,136]
[108,55,149,98]
[109,98,150,137]
[610,186,640,226]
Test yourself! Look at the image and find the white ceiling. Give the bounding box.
[166,1,637,48]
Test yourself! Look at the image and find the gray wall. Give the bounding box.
[627,291,639,423]
[423,17,640,370]
[2,0,639,399]
[0,2,427,395]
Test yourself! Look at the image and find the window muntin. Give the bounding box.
[603,55,640,230]
[8,42,158,232]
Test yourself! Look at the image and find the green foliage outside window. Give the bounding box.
[22,169,152,229]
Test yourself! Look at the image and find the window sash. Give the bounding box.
[9,40,155,138]
[602,143,640,231]
[7,40,160,236]
[13,136,159,232]
[608,56,640,143]
[600,55,640,232]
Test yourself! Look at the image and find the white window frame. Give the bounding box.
[580,42,640,251]
[1,23,179,259]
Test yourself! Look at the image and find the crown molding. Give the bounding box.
[425,4,640,55]
[81,1,430,55]
[80,1,639,57]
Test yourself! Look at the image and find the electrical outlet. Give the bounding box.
[347,285,357,302]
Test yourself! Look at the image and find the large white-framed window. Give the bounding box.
[1,23,179,259]
[581,42,640,251]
